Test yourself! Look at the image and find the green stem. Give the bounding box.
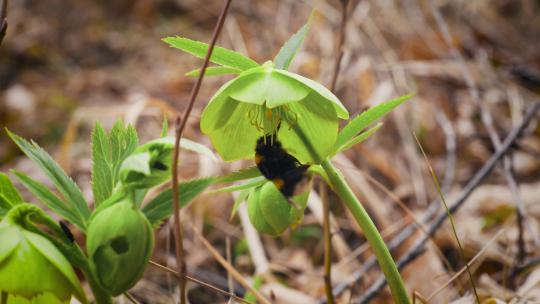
[321,159,410,304]
[80,263,113,304]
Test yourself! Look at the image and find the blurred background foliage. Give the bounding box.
[2,0,540,303]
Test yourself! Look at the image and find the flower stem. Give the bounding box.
[80,263,113,304]
[321,159,410,304]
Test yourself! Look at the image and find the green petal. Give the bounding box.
[24,231,87,303]
[278,95,339,164]
[0,224,20,263]
[0,231,71,300]
[275,69,349,119]
[228,69,310,108]
[247,187,278,235]
[206,102,262,161]
[258,182,294,234]
[200,68,262,133]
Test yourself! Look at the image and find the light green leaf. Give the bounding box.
[213,166,261,184]
[211,177,265,193]
[13,171,86,232]
[185,66,242,77]
[0,173,23,207]
[335,122,383,153]
[91,123,113,206]
[7,130,91,222]
[229,188,250,221]
[142,178,214,227]
[336,94,412,149]
[91,121,139,206]
[274,11,314,70]
[163,36,259,71]
[110,121,139,181]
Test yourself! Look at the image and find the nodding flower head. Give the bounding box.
[247,180,311,236]
[86,199,154,296]
[200,61,349,164]
[0,205,87,304]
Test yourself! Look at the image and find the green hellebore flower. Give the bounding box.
[86,200,154,296]
[247,180,310,236]
[201,61,349,164]
[119,137,174,189]
[0,216,87,304]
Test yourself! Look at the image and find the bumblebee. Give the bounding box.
[255,134,310,197]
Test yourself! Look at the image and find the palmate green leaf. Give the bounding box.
[334,122,383,154]
[163,36,259,71]
[142,177,214,227]
[141,167,263,227]
[13,171,87,231]
[185,66,242,77]
[0,173,23,207]
[92,121,139,206]
[335,94,412,149]
[273,11,314,70]
[110,121,139,183]
[7,130,91,223]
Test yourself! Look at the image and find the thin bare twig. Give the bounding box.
[323,1,349,302]
[170,1,232,303]
[320,181,334,304]
[191,227,272,304]
[356,102,540,304]
[329,0,349,92]
[0,0,8,45]
[149,261,254,304]
[124,292,141,304]
[226,237,235,302]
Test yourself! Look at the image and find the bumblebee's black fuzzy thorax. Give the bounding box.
[255,134,309,197]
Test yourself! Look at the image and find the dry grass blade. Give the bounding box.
[149,260,254,304]
[170,1,232,303]
[413,132,480,303]
[124,292,142,304]
[427,229,505,301]
[191,226,272,304]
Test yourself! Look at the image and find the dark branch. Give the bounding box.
[170,0,232,303]
[0,0,8,46]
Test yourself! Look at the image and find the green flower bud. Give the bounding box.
[86,200,154,296]
[200,61,349,164]
[119,138,174,189]
[0,215,87,303]
[247,181,310,236]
